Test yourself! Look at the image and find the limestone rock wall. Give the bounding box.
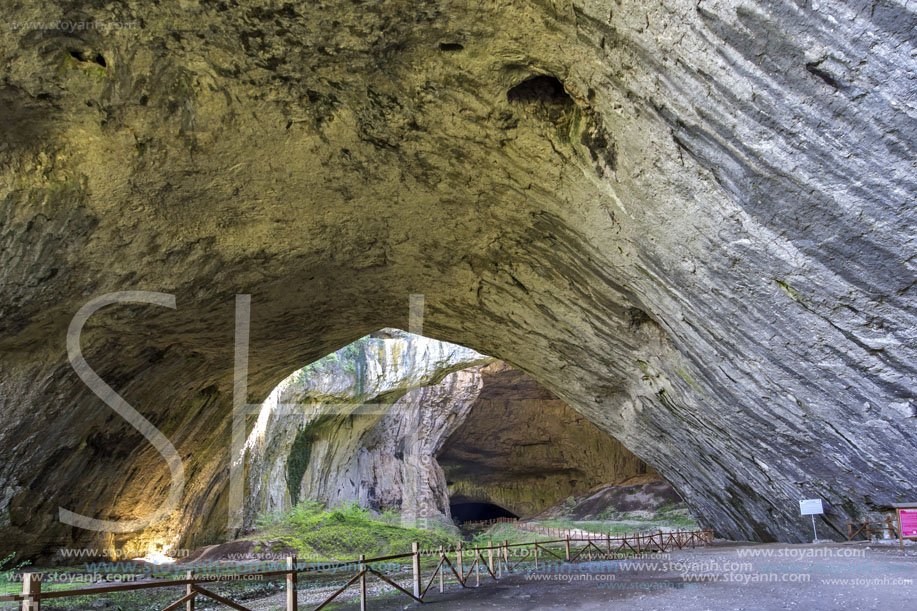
[0,0,914,559]
[245,342,649,529]
[243,331,492,528]
[439,362,653,516]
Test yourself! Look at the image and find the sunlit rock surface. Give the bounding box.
[243,331,492,528]
[0,0,914,559]
[243,336,649,530]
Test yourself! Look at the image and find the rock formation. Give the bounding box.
[532,475,686,521]
[243,334,651,531]
[0,0,914,559]
[439,362,653,517]
[243,331,492,529]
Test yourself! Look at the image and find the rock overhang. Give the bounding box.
[0,0,914,559]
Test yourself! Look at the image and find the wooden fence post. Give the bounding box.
[488,542,495,577]
[456,541,463,582]
[412,542,421,599]
[474,546,480,587]
[534,543,539,571]
[502,541,509,574]
[186,569,194,611]
[606,532,611,555]
[564,536,570,562]
[21,573,40,611]
[359,554,367,611]
[886,516,896,539]
[286,556,298,611]
[658,530,665,552]
[439,546,445,593]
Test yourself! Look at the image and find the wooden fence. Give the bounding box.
[846,516,898,541]
[1,529,714,610]
[458,516,517,528]
[515,522,712,551]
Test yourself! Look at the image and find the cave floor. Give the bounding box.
[313,542,916,611]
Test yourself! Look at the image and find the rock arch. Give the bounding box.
[0,0,914,559]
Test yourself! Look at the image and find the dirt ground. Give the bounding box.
[299,541,917,611]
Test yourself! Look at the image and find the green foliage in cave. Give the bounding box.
[250,501,453,561]
[294,335,378,398]
[285,428,312,506]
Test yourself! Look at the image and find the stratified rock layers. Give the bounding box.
[244,337,649,529]
[0,0,914,558]
[439,362,653,517]
[243,332,493,529]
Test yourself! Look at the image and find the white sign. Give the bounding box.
[799,499,824,515]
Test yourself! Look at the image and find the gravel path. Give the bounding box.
[243,541,916,611]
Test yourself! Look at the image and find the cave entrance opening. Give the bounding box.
[248,328,670,537]
[450,501,517,524]
[435,362,658,523]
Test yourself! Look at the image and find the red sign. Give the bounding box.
[901,510,917,537]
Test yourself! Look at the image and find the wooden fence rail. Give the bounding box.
[1,528,714,610]
[459,516,517,528]
[846,517,897,541]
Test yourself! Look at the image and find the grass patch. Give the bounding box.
[248,501,454,562]
[469,523,546,547]
[0,553,29,598]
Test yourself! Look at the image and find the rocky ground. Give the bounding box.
[530,475,688,520]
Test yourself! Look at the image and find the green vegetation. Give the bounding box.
[648,504,699,528]
[676,367,704,395]
[337,337,373,399]
[285,426,315,506]
[0,553,29,597]
[248,501,454,562]
[284,415,345,506]
[469,523,544,547]
[294,335,378,397]
[533,519,636,534]
[295,358,325,385]
[776,279,805,303]
[0,502,454,609]
[59,51,109,82]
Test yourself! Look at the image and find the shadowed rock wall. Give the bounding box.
[0,0,914,559]
[244,337,648,530]
[439,362,653,516]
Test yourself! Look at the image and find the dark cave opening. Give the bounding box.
[450,502,518,524]
[507,74,571,106]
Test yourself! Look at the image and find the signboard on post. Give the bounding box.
[894,504,917,550]
[799,499,823,542]
[900,510,917,536]
[799,499,824,516]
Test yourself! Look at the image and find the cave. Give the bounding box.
[244,333,660,533]
[1,0,914,563]
[435,362,655,518]
[449,502,517,525]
